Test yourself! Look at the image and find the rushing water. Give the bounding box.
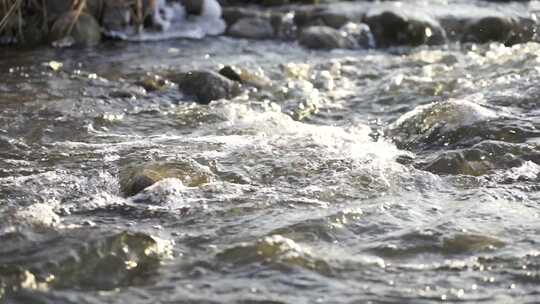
[2,10,540,303]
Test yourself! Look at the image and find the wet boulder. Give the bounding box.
[365,11,446,47]
[49,12,101,47]
[219,65,272,89]
[386,99,498,150]
[418,140,540,176]
[294,7,351,29]
[462,16,537,45]
[227,17,275,39]
[298,25,353,49]
[221,7,261,28]
[175,70,242,104]
[120,161,214,197]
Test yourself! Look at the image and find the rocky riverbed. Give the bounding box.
[2,0,540,303]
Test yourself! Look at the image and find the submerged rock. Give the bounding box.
[49,12,101,47]
[443,233,505,253]
[365,10,446,47]
[219,65,272,89]
[136,74,170,92]
[294,7,351,29]
[418,141,539,176]
[298,25,352,49]
[175,70,242,104]
[387,99,497,150]
[221,7,261,28]
[227,17,275,39]
[120,161,214,197]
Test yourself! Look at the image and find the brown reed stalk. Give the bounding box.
[0,0,23,33]
[66,0,86,35]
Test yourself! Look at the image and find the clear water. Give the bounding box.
[1,17,540,304]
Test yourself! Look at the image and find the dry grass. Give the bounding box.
[0,0,151,44]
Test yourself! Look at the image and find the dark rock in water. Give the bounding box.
[298,25,353,49]
[365,11,446,47]
[419,140,538,176]
[221,7,262,29]
[442,234,505,254]
[462,16,537,45]
[120,161,214,197]
[294,7,351,29]
[49,12,101,47]
[182,0,204,15]
[109,90,136,99]
[123,170,162,197]
[175,70,242,104]
[386,99,497,150]
[136,75,169,92]
[227,17,275,39]
[219,65,243,82]
[219,65,272,89]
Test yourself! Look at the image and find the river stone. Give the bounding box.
[49,12,102,47]
[227,17,275,39]
[462,16,536,45]
[386,99,498,150]
[298,25,352,49]
[221,7,261,28]
[176,70,241,104]
[419,140,538,176]
[219,65,272,89]
[365,11,446,47]
[294,7,350,29]
[121,161,214,197]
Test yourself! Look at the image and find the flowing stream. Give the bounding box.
[2,2,540,303]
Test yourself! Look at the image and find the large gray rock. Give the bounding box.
[120,161,214,197]
[176,70,242,104]
[462,16,537,45]
[365,11,446,47]
[227,17,275,39]
[298,25,353,49]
